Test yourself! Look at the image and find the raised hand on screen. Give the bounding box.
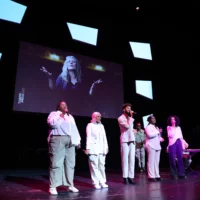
[40,66,52,76]
[94,79,103,84]
[91,79,103,88]
[89,79,103,95]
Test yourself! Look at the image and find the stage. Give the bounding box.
[0,168,199,200]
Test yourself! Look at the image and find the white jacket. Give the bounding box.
[86,122,108,155]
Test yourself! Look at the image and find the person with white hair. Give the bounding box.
[85,112,109,189]
[40,56,102,95]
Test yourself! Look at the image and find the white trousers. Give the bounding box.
[146,145,161,178]
[121,142,135,178]
[135,147,145,168]
[88,154,106,185]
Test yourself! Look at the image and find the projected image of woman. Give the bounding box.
[40,56,102,95]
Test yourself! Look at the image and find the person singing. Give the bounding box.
[118,103,136,185]
[47,101,81,195]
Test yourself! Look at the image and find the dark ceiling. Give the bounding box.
[0,0,199,123]
[0,1,195,64]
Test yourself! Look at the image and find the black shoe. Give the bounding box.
[128,178,136,185]
[155,177,162,181]
[179,175,187,179]
[123,178,129,184]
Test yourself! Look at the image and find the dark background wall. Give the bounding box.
[0,1,199,172]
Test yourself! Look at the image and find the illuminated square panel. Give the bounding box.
[67,22,98,46]
[135,80,153,100]
[143,114,153,128]
[0,1,27,24]
[129,41,152,60]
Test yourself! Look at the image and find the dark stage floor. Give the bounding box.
[0,168,199,200]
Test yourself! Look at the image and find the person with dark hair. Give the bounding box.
[47,101,81,195]
[133,122,146,172]
[85,112,109,189]
[117,103,136,185]
[145,115,164,181]
[167,115,188,179]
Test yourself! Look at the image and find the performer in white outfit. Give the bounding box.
[118,103,136,185]
[47,101,81,195]
[85,112,109,189]
[145,115,164,181]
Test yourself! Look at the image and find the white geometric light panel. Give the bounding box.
[0,52,2,60]
[129,41,152,60]
[142,114,153,128]
[67,22,98,46]
[0,0,27,24]
[135,80,153,100]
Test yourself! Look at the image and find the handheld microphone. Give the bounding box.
[130,111,137,114]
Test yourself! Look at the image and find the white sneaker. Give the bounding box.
[94,184,101,189]
[49,187,58,195]
[100,183,108,188]
[68,186,79,193]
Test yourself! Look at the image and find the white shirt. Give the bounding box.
[167,126,183,146]
[47,110,81,145]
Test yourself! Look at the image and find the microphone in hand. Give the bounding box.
[130,110,137,116]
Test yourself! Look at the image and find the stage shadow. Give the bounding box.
[41,175,93,188]
[4,176,48,193]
